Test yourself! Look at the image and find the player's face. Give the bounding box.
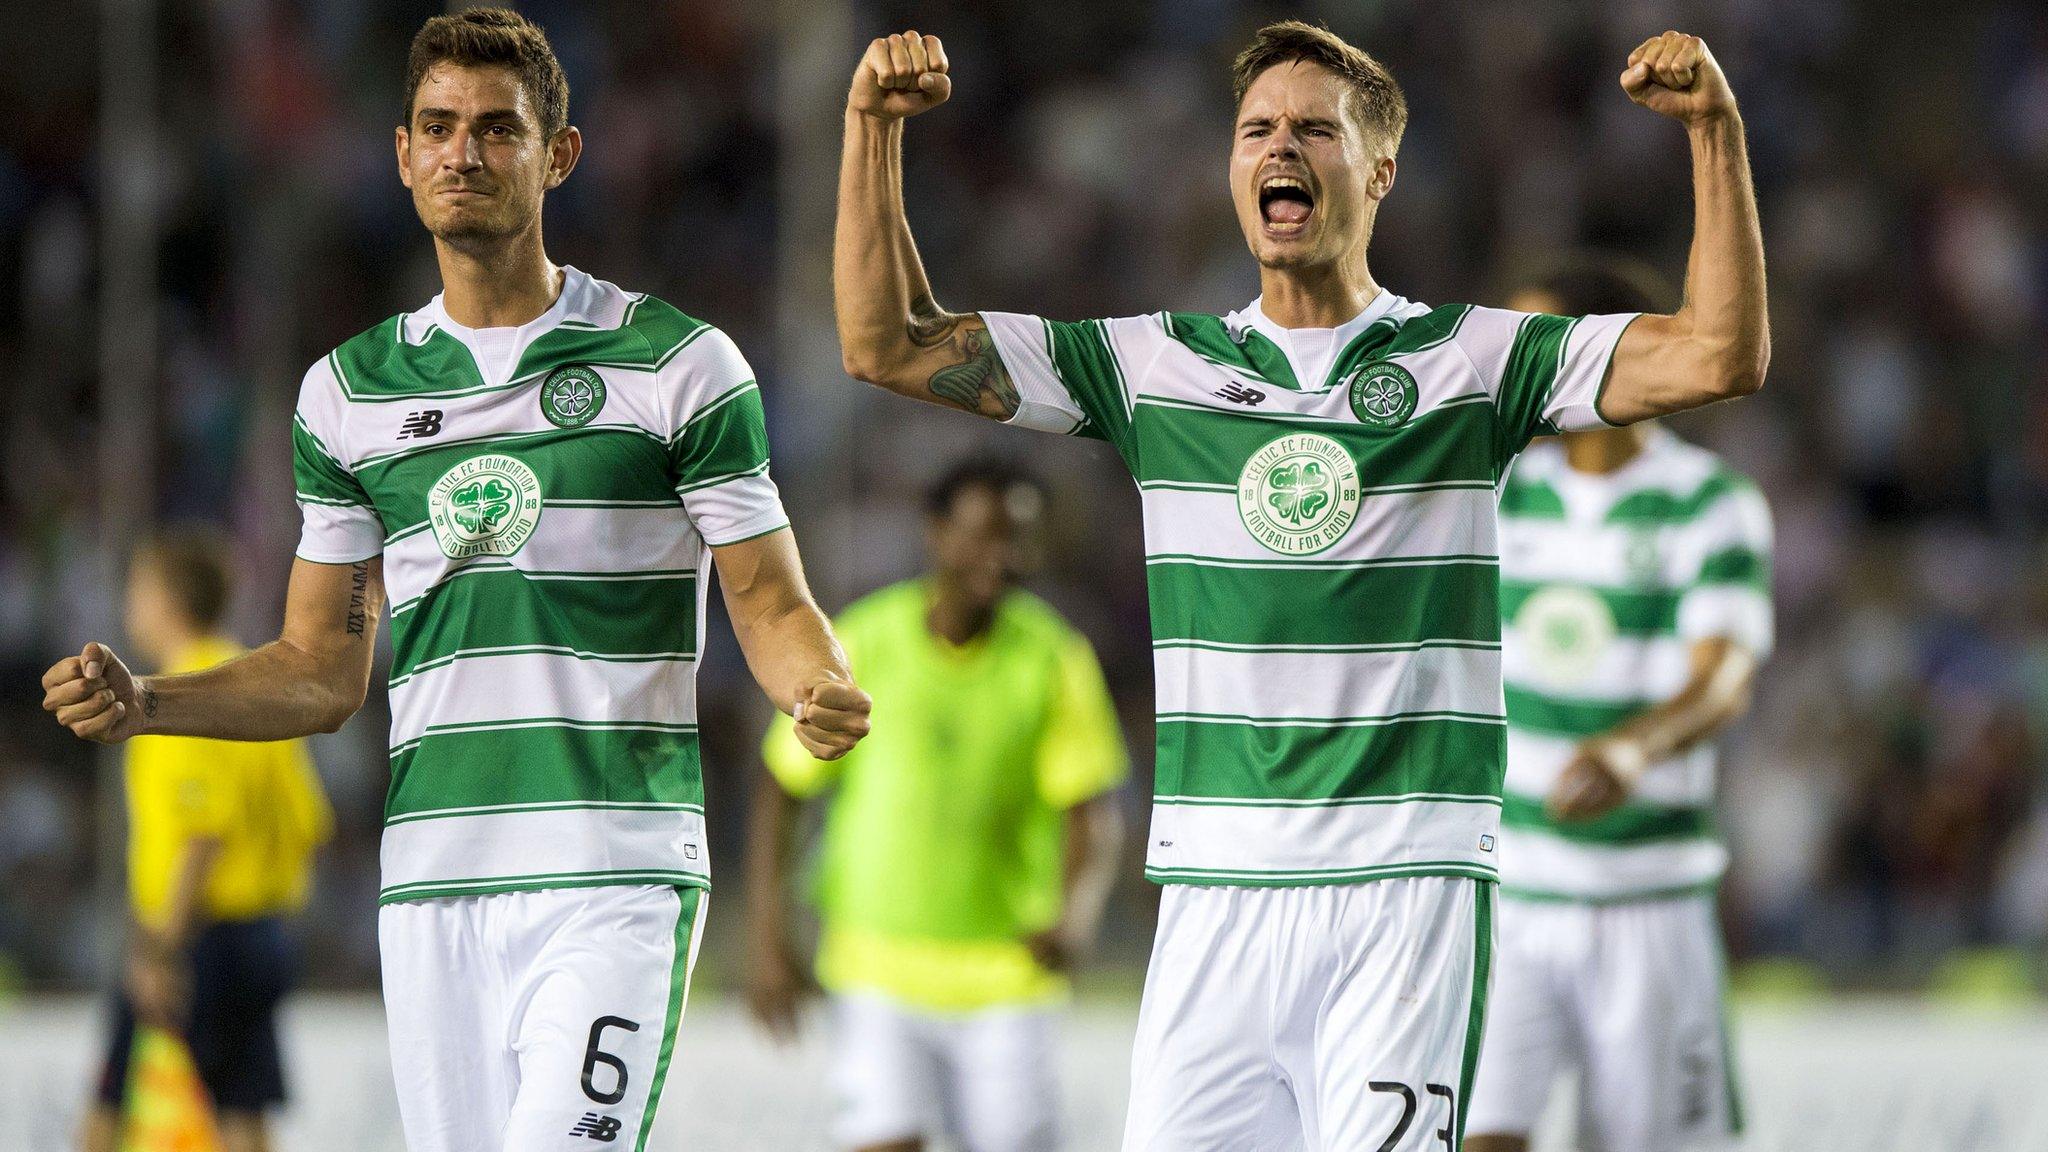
[1230,63,1396,273]
[927,486,1044,612]
[398,63,570,249]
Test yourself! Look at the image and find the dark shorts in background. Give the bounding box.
[97,916,295,1113]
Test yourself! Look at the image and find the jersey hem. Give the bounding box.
[1497,878,1719,905]
[1145,862,1498,887]
[378,871,710,905]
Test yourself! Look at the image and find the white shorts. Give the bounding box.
[379,883,707,1152]
[1122,877,1494,1152]
[829,991,1062,1152]
[1466,894,1739,1151]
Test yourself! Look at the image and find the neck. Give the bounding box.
[434,224,562,329]
[926,578,996,646]
[1256,257,1380,329]
[1562,424,1651,474]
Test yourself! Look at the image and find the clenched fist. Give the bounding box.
[42,641,146,744]
[849,31,951,121]
[792,677,872,760]
[1621,31,1736,125]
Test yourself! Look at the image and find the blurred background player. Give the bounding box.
[746,458,1127,1152]
[1465,258,1773,1152]
[40,9,870,1151]
[85,529,332,1152]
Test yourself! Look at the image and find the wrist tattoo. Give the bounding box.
[925,324,1020,419]
[347,561,369,636]
[141,684,158,719]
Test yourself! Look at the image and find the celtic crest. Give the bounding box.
[540,365,607,429]
[1348,361,1419,428]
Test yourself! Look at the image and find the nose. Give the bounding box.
[1265,125,1303,162]
[443,129,484,173]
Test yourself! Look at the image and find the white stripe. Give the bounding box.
[1504,727,1715,807]
[1154,643,1503,721]
[1494,823,1725,898]
[296,502,384,564]
[379,805,710,894]
[386,799,702,825]
[1144,797,1499,879]
[1502,630,1694,702]
[1140,484,1497,565]
[982,311,1087,434]
[678,470,789,547]
[382,503,701,605]
[388,649,699,748]
[1678,585,1773,656]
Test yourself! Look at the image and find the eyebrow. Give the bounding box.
[1236,114,1344,133]
[414,107,527,125]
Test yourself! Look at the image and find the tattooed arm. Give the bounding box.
[41,557,385,743]
[835,32,1021,420]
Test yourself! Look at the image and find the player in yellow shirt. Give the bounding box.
[83,531,333,1152]
[746,460,1128,1152]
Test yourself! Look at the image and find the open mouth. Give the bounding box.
[1259,175,1315,233]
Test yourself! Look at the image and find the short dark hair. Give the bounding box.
[924,457,1048,520]
[404,8,569,136]
[1513,253,1674,316]
[1232,21,1407,152]
[136,528,234,630]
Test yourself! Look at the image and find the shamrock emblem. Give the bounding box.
[1267,460,1331,526]
[1357,374,1406,420]
[450,477,514,536]
[551,378,596,419]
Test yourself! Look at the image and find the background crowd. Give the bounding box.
[0,0,2043,995]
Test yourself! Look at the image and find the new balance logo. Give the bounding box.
[568,1114,622,1142]
[1215,383,1266,406]
[397,410,444,439]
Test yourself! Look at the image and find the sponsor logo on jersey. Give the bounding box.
[397,409,444,439]
[1215,382,1266,406]
[1347,361,1418,428]
[1237,432,1361,555]
[1514,584,1617,688]
[568,1113,622,1141]
[540,365,607,429]
[427,454,544,559]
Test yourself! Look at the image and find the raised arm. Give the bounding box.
[836,31,1020,420]
[1597,32,1769,425]
[41,556,384,744]
[712,528,871,760]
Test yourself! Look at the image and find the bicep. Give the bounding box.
[278,556,384,676]
[868,306,1023,423]
[711,528,810,623]
[1685,636,1759,697]
[1597,313,1721,425]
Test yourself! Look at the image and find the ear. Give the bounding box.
[1367,154,1396,201]
[544,125,582,190]
[396,126,413,189]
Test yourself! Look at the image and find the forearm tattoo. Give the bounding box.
[911,296,1019,419]
[347,561,369,636]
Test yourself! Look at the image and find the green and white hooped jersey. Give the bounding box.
[983,293,1637,886]
[1497,429,1773,901]
[291,267,788,904]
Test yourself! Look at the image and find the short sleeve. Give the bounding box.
[1035,630,1129,810]
[667,328,791,546]
[1677,476,1774,658]
[981,312,1147,466]
[292,360,384,564]
[1455,307,1640,462]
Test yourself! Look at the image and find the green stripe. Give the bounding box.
[1163,313,1301,391]
[1502,684,1646,738]
[1498,476,1567,520]
[379,870,706,904]
[1604,469,1752,524]
[388,569,697,681]
[386,724,702,816]
[1134,392,1498,489]
[384,800,702,827]
[1148,558,1500,647]
[1145,861,1497,886]
[1154,638,1499,654]
[356,427,678,533]
[1500,793,1713,843]
[1456,881,1494,1147]
[292,419,371,506]
[1496,313,1574,463]
[1501,579,1679,635]
[636,886,700,1152]
[1156,792,1499,809]
[1499,879,1719,904]
[1046,319,1136,465]
[1157,716,1503,801]
[670,385,772,486]
[1697,545,1769,591]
